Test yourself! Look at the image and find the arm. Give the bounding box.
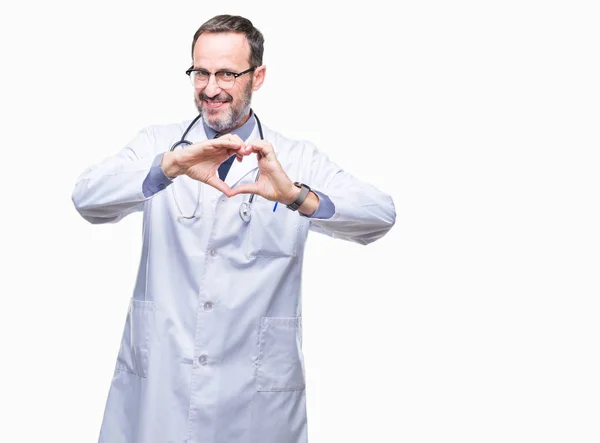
[71,128,157,224]
[72,129,246,224]
[305,144,396,245]
[227,140,394,244]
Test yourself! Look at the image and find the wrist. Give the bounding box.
[161,151,182,179]
[298,191,319,216]
[285,182,313,212]
[282,182,302,205]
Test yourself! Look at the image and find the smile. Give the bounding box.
[204,100,228,109]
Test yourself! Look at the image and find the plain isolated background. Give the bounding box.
[1,0,599,442]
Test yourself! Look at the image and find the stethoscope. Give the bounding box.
[169,111,264,223]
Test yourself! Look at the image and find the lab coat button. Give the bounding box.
[203,301,214,310]
[209,249,217,257]
[198,355,208,365]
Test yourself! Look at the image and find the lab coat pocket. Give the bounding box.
[247,199,299,258]
[256,317,305,392]
[115,299,155,378]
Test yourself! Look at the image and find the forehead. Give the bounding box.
[193,32,251,69]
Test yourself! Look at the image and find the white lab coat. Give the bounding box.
[72,118,396,443]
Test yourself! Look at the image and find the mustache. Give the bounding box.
[198,92,232,102]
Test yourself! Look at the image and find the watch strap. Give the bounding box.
[287,182,311,211]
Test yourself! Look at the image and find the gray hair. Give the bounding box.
[191,15,265,67]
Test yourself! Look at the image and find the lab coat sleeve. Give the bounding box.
[71,127,157,224]
[142,153,174,197]
[305,143,396,245]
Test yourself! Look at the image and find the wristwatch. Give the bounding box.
[286,182,312,211]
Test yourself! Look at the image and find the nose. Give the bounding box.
[203,73,222,98]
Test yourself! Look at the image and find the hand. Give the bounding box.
[228,140,299,204]
[162,134,246,196]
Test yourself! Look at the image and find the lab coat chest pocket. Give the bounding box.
[247,199,299,258]
[115,299,155,378]
[256,317,305,392]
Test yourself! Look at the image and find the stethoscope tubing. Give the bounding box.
[169,111,264,222]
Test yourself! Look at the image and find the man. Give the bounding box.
[72,14,395,443]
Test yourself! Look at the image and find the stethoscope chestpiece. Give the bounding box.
[239,202,251,222]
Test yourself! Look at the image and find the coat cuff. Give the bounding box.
[302,189,335,219]
[142,153,174,198]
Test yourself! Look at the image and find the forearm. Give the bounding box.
[308,173,396,245]
[298,191,319,216]
[305,144,396,244]
[72,128,157,224]
[72,155,154,223]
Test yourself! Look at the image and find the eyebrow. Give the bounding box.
[193,66,238,72]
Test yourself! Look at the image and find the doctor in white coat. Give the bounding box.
[72,14,395,443]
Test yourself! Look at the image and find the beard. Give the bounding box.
[195,79,253,133]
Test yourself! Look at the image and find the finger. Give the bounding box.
[203,145,244,162]
[226,148,240,158]
[245,141,274,158]
[216,134,246,153]
[208,140,245,150]
[218,133,245,145]
[246,140,272,149]
[185,140,243,157]
[208,135,246,147]
[230,135,245,146]
[229,182,261,197]
[238,145,256,157]
[243,146,265,161]
[231,144,255,161]
[206,175,232,196]
[236,145,255,157]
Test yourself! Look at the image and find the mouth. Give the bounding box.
[203,99,229,110]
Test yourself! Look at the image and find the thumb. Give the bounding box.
[206,176,233,196]
[229,182,260,197]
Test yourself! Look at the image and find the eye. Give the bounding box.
[195,69,210,78]
[217,71,235,79]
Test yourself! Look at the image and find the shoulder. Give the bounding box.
[262,125,319,160]
[130,120,196,155]
[142,120,191,141]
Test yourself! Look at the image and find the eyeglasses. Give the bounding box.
[185,66,256,89]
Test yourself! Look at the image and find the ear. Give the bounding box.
[251,65,266,92]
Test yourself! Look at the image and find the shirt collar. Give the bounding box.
[202,109,256,141]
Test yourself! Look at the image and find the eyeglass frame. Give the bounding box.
[185,66,256,89]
